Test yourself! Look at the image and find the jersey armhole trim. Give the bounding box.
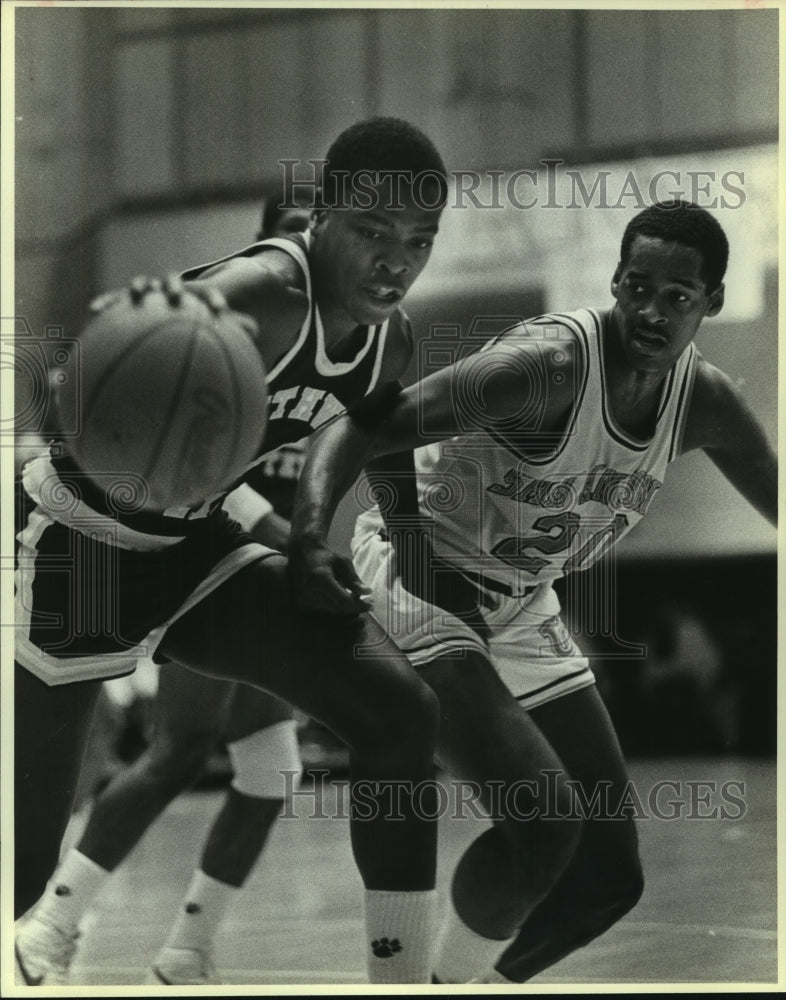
[365,321,390,394]
[668,343,699,462]
[264,239,314,384]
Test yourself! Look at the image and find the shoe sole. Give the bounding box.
[150,965,218,986]
[15,943,44,986]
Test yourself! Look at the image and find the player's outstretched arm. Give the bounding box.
[681,359,778,526]
[288,341,542,613]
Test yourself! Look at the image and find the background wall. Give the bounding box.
[15,6,778,336]
[12,5,779,754]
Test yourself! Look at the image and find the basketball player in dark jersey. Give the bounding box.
[15,118,446,986]
[286,201,777,983]
[14,198,323,988]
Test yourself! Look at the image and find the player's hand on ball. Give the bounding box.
[89,276,169,314]
[177,275,260,343]
[90,275,258,342]
[158,273,223,312]
[288,540,373,617]
[70,282,269,511]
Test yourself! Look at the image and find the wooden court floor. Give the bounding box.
[12,756,779,992]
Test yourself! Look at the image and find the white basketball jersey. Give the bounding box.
[359,307,698,594]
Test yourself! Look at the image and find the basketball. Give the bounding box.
[58,288,269,512]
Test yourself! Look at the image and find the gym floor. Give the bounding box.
[50,755,776,990]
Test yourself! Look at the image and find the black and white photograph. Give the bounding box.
[2,0,780,992]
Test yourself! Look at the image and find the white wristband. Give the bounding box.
[223,482,273,531]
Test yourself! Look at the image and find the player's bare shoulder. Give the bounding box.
[680,355,749,454]
[488,318,583,425]
[186,249,309,371]
[512,315,582,374]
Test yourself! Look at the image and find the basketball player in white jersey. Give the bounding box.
[287,200,777,983]
[14,118,447,986]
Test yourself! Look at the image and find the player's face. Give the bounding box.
[310,181,441,326]
[610,235,724,372]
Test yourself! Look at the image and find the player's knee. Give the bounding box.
[498,780,583,891]
[375,675,440,754]
[408,676,441,733]
[582,851,644,927]
[145,728,217,788]
[546,809,583,869]
[227,721,303,800]
[510,814,582,892]
[603,855,644,918]
[339,667,438,761]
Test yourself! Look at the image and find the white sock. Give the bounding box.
[34,849,108,937]
[433,902,517,984]
[365,889,437,984]
[164,870,238,954]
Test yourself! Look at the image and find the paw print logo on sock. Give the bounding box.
[54,885,72,897]
[185,902,202,914]
[371,937,402,958]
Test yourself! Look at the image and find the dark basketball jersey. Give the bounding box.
[28,232,407,544]
[244,442,306,521]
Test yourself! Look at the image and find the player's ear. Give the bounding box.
[310,207,328,235]
[610,262,623,298]
[309,185,329,235]
[706,283,725,318]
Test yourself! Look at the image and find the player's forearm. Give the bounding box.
[289,347,526,546]
[365,450,424,527]
[252,511,291,550]
[290,387,434,545]
[290,417,377,546]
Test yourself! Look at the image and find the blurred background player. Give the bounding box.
[15,118,447,987]
[287,201,778,984]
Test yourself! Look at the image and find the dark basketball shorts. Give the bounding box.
[14,467,275,686]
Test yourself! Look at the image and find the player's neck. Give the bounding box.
[607,360,664,401]
[320,305,358,341]
[604,316,670,399]
[603,320,670,436]
[310,266,360,347]
[318,304,369,363]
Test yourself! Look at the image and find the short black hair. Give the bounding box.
[257,186,310,240]
[321,117,448,210]
[620,199,729,291]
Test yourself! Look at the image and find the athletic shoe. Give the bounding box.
[149,946,219,985]
[15,915,79,985]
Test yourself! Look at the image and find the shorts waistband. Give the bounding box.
[376,527,536,602]
[457,569,536,601]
